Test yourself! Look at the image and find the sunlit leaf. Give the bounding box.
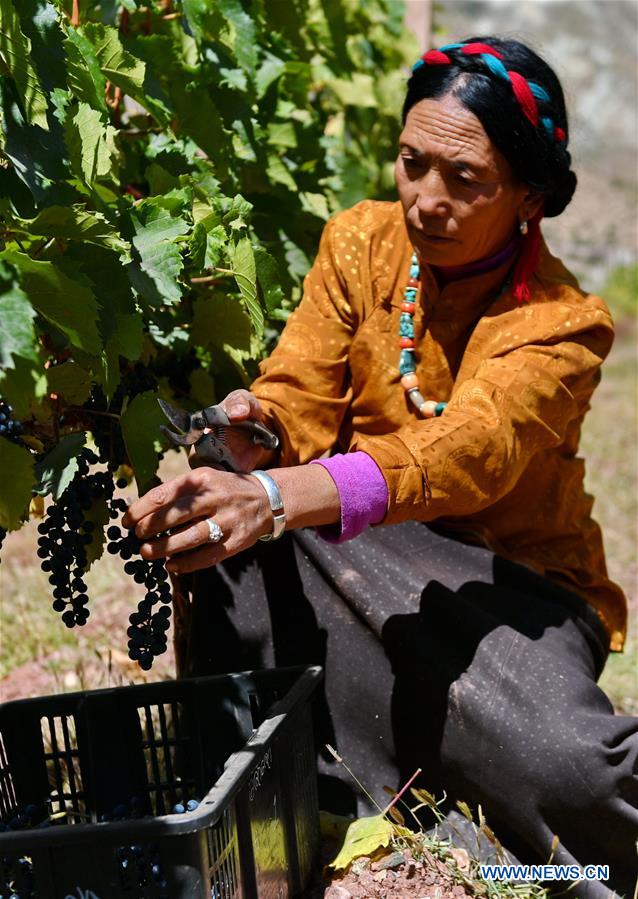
[34,432,86,500]
[0,0,48,129]
[0,436,35,530]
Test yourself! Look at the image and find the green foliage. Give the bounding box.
[602,264,638,319]
[0,0,417,534]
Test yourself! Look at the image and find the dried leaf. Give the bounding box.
[387,806,405,826]
[456,800,474,823]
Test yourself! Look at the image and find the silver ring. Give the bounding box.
[205,518,224,543]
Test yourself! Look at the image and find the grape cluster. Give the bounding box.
[117,842,168,895]
[37,449,121,628]
[37,444,173,669]
[0,400,23,444]
[106,525,172,671]
[0,854,32,899]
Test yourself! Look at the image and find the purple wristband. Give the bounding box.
[310,451,388,544]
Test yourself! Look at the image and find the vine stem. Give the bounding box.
[71,0,80,26]
[67,407,121,421]
[190,275,222,285]
[191,267,256,290]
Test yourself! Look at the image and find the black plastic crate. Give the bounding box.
[0,666,322,898]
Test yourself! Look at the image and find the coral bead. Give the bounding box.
[401,373,419,390]
[420,400,438,418]
[400,337,415,349]
[401,302,416,314]
[407,277,419,288]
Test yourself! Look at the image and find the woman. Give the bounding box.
[123,39,636,897]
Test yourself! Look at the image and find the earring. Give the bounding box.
[519,219,529,236]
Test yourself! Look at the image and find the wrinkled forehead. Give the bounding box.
[399,94,513,179]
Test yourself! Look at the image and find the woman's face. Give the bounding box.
[395,94,537,267]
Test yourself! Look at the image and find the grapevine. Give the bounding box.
[0,0,413,669]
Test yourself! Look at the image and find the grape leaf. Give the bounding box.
[34,432,86,500]
[0,436,35,530]
[82,23,145,98]
[217,0,257,77]
[46,361,93,405]
[230,238,263,337]
[0,274,37,369]
[189,222,207,270]
[64,27,107,111]
[110,313,144,362]
[11,205,130,256]
[83,493,110,569]
[120,391,167,494]
[65,102,116,186]
[0,354,47,420]
[253,247,284,314]
[1,250,102,355]
[256,52,286,99]
[328,74,377,108]
[189,367,216,408]
[267,121,297,150]
[266,154,297,192]
[300,192,329,221]
[0,0,49,129]
[131,199,190,304]
[328,815,394,871]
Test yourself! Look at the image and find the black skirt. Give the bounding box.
[173,522,637,899]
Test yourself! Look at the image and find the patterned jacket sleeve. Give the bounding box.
[249,213,356,466]
[349,295,615,526]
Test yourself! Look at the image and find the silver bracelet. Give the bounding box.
[250,470,286,541]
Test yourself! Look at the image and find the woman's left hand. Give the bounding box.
[121,467,272,575]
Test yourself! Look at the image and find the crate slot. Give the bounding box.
[208,806,240,899]
[138,702,194,815]
[40,714,84,817]
[248,689,280,729]
[0,731,17,818]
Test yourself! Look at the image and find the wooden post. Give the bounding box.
[404,0,433,53]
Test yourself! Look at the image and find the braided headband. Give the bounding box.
[413,42,567,144]
[410,40,564,302]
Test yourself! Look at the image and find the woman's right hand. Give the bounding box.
[189,389,279,474]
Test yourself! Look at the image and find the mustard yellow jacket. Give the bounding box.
[250,200,627,651]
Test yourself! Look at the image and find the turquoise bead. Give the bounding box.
[399,317,414,338]
[410,264,420,279]
[404,287,418,300]
[399,349,416,375]
[434,402,447,416]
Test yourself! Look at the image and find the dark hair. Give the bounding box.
[403,37,577,217]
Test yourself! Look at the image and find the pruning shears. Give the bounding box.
[157,399,279,472]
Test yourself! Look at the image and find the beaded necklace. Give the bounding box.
[398,251,447,418]
[398,242,519,417]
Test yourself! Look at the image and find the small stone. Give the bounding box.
[376,851,405,870]
[373,869,387,882]
[406,861,417,879]
[351,857,371,875]
[449,847,470,872]
[324,885,353,899]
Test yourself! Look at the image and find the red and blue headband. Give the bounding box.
[413,42,567,145]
